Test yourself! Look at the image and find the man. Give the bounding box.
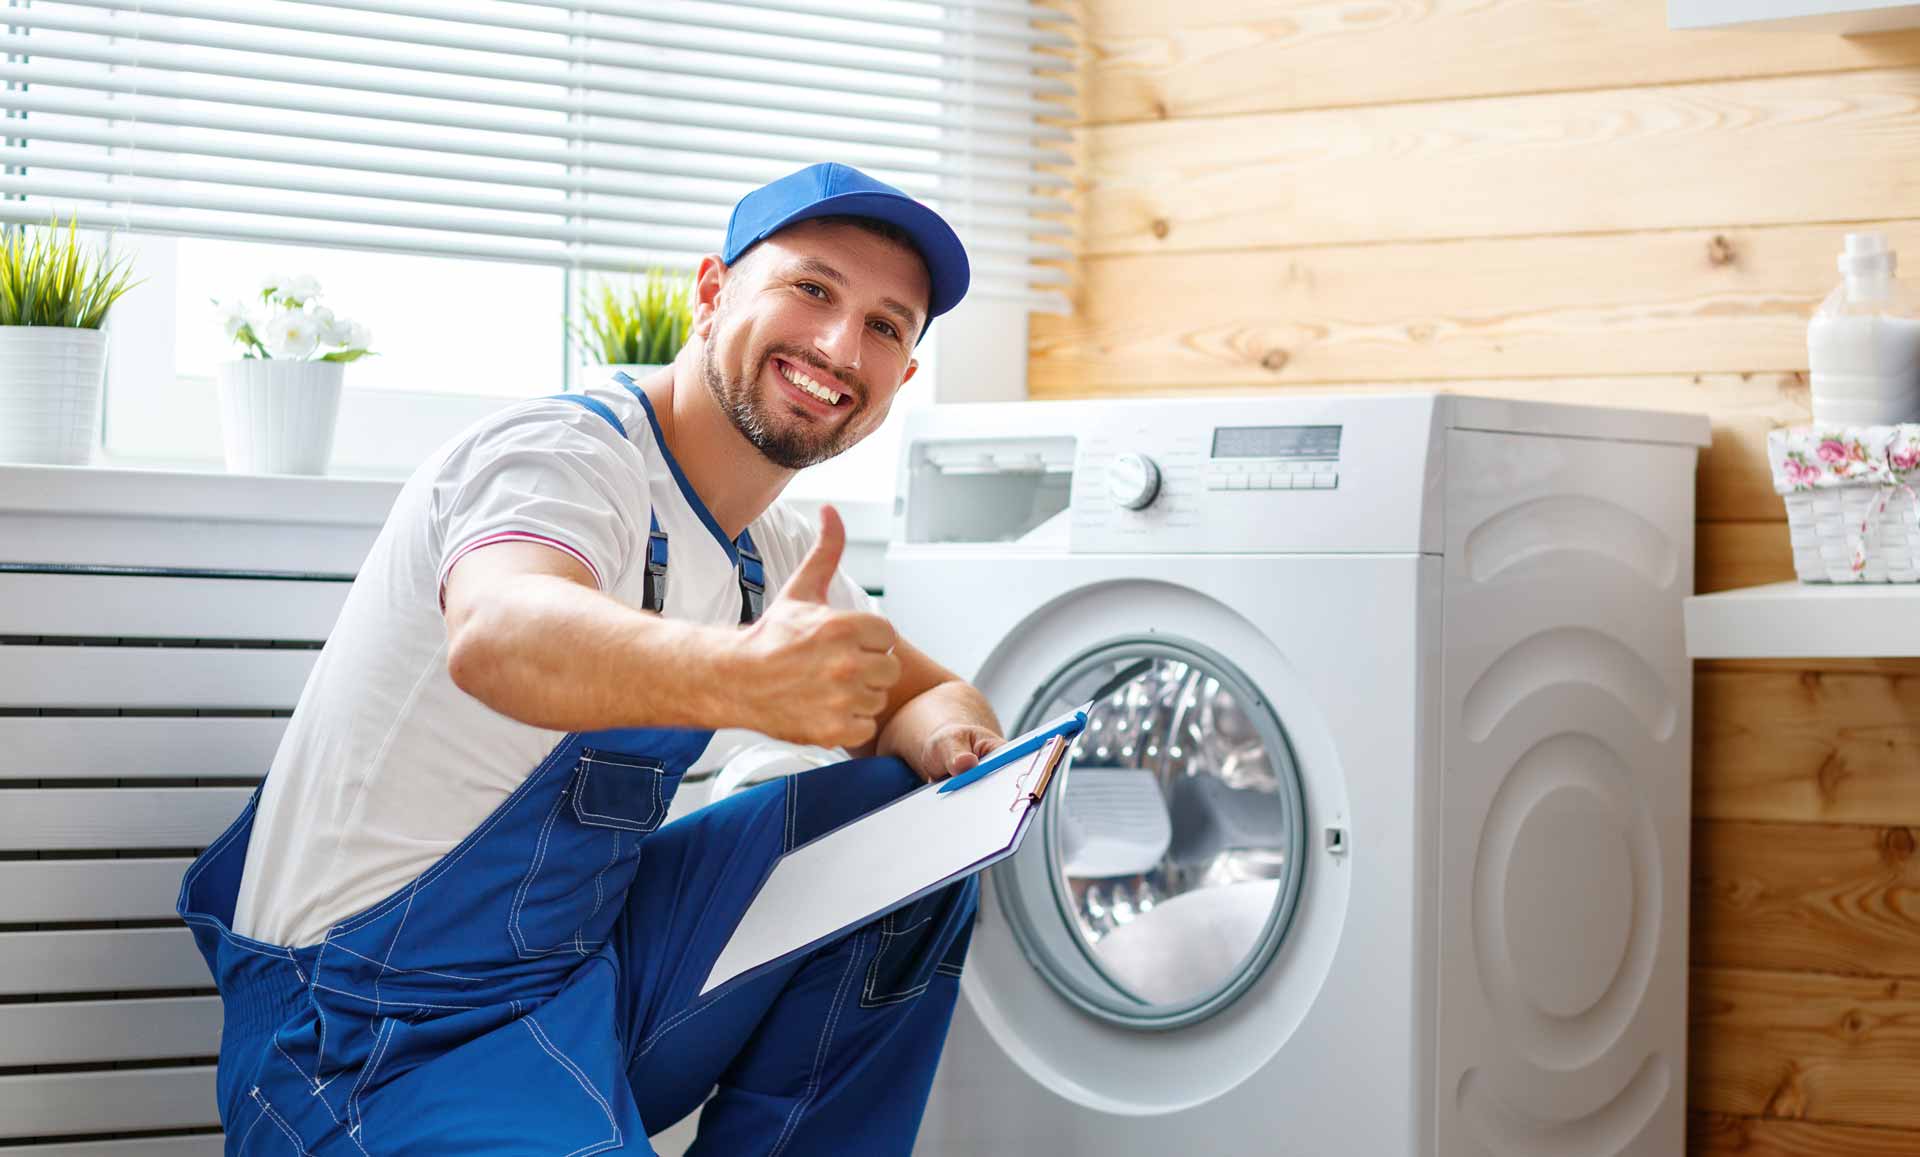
[178,162,1004,1155]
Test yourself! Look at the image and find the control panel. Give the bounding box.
[899,393,1446,555]
[1203,424,1341,491]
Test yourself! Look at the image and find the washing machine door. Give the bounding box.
[997,638,1307,1031]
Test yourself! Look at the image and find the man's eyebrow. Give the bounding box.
[787,256,924,337]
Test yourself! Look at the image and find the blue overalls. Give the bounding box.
[178,381,979,1154]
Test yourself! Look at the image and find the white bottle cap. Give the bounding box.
[1839,231,1897,277]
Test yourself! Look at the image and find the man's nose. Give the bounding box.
[813,311,862,370]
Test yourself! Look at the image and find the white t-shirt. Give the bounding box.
[231,381,875,948]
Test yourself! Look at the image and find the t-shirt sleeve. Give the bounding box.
[429,398,647,612]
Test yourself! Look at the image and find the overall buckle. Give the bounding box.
[643,527,669,614]
[736,542,765,625]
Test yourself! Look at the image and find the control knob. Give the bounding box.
[1106,452,1162,510]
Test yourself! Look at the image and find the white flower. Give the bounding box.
[219,299,252,341]
[261,309,320,360]
[342,320,371,351]
[278,274,322,305]
[255,273,284,298]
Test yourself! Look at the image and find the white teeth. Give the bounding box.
[780,362,843,405]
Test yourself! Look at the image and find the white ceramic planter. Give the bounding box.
[216,359,346,475]
[0,326,108,465]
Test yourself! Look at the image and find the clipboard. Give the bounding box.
[697,706,1089,997]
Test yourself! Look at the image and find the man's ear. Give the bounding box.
[899,358,918,387]
[691,253,728,340]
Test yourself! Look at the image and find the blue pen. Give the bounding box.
[938,658,1148,795]
[937,707,1088,794]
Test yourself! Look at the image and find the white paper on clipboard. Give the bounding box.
[699,724,1077,997]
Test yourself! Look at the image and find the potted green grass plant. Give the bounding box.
[0,219,139,465]
[573,268,695,387]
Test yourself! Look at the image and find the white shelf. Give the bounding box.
[1685,581,1920,658]
[1670,0,1920,33]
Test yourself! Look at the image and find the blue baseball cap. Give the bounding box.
[722,162,970,336]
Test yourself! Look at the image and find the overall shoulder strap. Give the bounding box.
[734,527,765,626]
[548,392,668,613]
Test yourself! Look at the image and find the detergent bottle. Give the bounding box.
[1807,231,1920,426]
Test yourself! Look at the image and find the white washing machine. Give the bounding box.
[883,393,1710,1157]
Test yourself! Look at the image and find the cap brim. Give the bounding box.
[746,189,970,325]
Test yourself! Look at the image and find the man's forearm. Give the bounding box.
[446,572,739,733]
[873,678,1001,769]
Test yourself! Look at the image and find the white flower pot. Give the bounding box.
[216,359,345,475]
[0,326,108,466]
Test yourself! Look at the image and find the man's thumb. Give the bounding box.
[781,504,845,604]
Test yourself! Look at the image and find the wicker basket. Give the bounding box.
[1770,425,1920,583]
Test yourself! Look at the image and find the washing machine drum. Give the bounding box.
[995,638,1308,1031]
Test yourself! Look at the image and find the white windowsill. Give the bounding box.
[0,461,894,590]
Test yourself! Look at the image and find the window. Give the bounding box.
[2,0,1076,503]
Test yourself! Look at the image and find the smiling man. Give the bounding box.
[178,163,1004,1155]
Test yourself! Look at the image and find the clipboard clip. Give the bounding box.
[1008,733,1073,813]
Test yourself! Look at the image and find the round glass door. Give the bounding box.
[995,638,1308,1030]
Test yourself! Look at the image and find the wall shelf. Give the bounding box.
[1670,0,1920,33]
[1685,581,1920,658]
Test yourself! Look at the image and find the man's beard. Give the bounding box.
[702,339,864,470]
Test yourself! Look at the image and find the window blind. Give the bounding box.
[0,0,1076,308]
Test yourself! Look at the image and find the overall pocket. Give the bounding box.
[510,747,675,958]
[861,876,980,1008]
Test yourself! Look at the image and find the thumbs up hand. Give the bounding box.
[728,505,901,748]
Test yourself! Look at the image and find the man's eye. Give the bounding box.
[871,319,898,339]
[798,282,826,298]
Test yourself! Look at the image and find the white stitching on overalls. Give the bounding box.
[249,1088,314,1156]
[861,911,936,1008]
[579,825,624,955]
[521,1014,624,1157]
[373,889,420,1014]
[322,940,481,984]
[273,1038,370,1157]
[309,980,477,1013]
[769,927,863,1157]
[508,786,605,959]
[631,983,745,1062]
[573,752,668,831]
[234,1098,268,1155]
[347,1014,400,1141]
[311,936,334,1079]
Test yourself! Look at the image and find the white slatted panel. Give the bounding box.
[0,928,211,996]
[0,717,286,781]
[0,1137,224,1157]
[0,571,353,639]
[0,1068,220,1136]
[0,646,317,708]
[0,858,195,921]
[0,997,224,1065]
[0,789,252,851]
[0,490,387,1150]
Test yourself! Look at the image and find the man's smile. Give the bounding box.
[772,356,853,414]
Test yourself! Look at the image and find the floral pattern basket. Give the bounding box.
[1769,425,1920,582]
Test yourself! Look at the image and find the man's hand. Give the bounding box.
[919,721,1003,782]
[725,505,902,749]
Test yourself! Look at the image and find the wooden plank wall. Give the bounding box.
[1038,1,1920,1150]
